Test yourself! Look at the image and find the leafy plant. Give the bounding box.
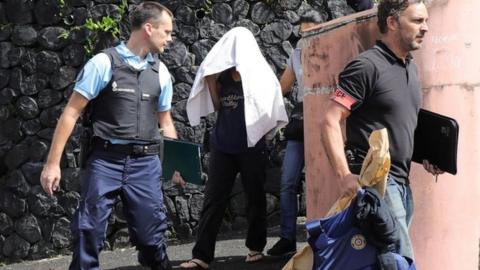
[56,0,129,56]
[84,17,120,38]
[119,0,128,18]
[201,0,213,16]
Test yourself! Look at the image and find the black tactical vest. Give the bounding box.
[91,48,162,142]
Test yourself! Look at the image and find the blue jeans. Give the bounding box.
[279,140,305,242]
[69,150,168,270]
[384,175,414,260]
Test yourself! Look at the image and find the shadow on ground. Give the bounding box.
[108,255,291,270]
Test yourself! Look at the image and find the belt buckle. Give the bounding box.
[132,145,145,155]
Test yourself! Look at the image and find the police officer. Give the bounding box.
[40,2,176,269]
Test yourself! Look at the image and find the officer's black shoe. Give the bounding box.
[267,238,297,256]
[151,256,172,270]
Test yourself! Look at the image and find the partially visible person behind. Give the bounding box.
[180,27,288,269]
[40,2,176,269]
[320,0,442,260]
[267,10,323,257]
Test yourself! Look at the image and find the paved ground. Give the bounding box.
[0,225,307,270]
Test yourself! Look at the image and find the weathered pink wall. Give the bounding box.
[409,0,480,269]
[302,1,480,268]
[302,9,378,219]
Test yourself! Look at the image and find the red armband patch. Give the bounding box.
[331,88,357,110]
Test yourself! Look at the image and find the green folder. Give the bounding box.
[161,138,203,185]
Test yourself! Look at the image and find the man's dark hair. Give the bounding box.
[377,0,426,33]
[129,1,173,31]
[300,10,324,24]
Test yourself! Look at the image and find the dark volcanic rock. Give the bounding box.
[260,20,293,45]
[36,51,62,74]
[14,214,42,244]
[34,0,62,26]
[211,3,233,25]
[233,19,261,36]
[5,0,34,25]
[251,2,275,25]
[50,66,77,90]
[2,233,30,259]
[62,44,86,67]
[0,212,13,235]
[16,96,40,120]
[232,0,249,20]
[39,105,63,128]
[11,25,38,47]
[2,118,24,142]
[0,88,20,105]
[0,189,26,218]
[89,4,121,21]
[160,40,188,69]
[176,24,199,45]
[4,141,30,169]
[5,169,30,197]
[175,5,196,26]
[51,217,71,249]
[38,27,69,50]
[21,162,43,186]
[0,69,9,89]
[29,140,49,162]
[173,82,192,102]
[38,88,64,109]
[7,46,26,67]
[20,50,37,75]
[190,39,216,65]
[0,42,13,68]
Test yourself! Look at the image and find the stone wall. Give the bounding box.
[0,0,355,263]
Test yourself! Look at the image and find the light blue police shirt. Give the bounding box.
[74,42,173,144]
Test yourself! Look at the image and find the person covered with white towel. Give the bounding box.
[180,27,288,269]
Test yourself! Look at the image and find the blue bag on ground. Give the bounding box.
[306,190,415,270]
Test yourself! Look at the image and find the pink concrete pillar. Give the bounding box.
[409,0,480,269]
[302,9,378,219]
[302,1,480,268]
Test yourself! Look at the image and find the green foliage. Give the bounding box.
[56,0,130,57]
[119,0,128,18]
[201,0,213,15]
[0,23,11,30]
[84,17,120,38]
[84,37,95,57]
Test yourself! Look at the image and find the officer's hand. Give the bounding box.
[40,164,61,195]
[339,173,360,197]
[422,159,444,175]
[172,171,186,188]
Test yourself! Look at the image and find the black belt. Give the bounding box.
[92,138,161,156]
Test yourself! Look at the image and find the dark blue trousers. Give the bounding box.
[69,150,168,270]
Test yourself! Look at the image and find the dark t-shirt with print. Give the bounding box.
[334,41,422,183]
[211,69,264,154]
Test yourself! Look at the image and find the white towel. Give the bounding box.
[186,27,288,147]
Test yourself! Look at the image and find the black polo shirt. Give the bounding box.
[333,41,422,184]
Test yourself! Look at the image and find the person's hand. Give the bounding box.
[422,160,444,175]
[339,173,360,197]
[172,171,186,188]
[40,164,61,195]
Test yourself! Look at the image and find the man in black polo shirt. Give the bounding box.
[321,0,443,260]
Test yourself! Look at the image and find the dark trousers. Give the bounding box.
[69,150,168,270]
[192,146,267,263]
